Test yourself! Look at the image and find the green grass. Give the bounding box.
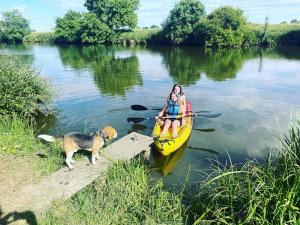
[118,28,160,45]
[40,159,184,225]
[189,121,300,224]
[0,115,65,174]
[23,32,56,44]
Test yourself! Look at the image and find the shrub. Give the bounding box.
[0,54,53,116]
[162,0,205,45]
[196,7,249,48]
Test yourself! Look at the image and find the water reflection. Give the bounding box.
[58,45,143,96]
[149,46,260,85]
[152,140,189,176]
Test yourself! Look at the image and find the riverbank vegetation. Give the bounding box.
[1,0,299,47]
[0,54,53,116]
[39,120,300,224]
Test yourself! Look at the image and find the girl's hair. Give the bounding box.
[169,91,178,101]
[172,84,184,95]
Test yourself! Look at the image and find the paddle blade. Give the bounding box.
[194,128,215,132]
[127,117,145,123]
[194,112,222,118]
[131,105,148,111]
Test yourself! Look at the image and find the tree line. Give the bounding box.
[1,0,299,47]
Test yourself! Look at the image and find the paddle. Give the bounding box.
[131,104,220,117]
[131,105,162,111]
[127,111,221,124]
[193,128,215,132]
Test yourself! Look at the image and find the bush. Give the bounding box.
[196,7,249,48]
[162,0,205,45]
[0,54,53,116]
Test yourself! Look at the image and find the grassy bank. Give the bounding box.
[0,115,64,174]
[40,120,300,224]
[189,122,300,224]
[23,32,56,44]
[40,159,184,225]
[0,54,53,116]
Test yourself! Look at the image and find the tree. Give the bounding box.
[0,10,30,43]
[197,7,249,48]
[162,0,205,45]
[84,0,140,30]
[290,19,298,24]
[80,13,113,44]
[150,25,159,29]
[55,10,82,43]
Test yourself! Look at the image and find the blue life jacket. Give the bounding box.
[167,99,182,116]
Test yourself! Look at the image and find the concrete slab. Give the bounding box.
[0,132,153,219]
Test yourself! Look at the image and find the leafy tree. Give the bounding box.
[150,25,159,29]
[80,13,113,44]
[84,0,140,30]
[162,0,205,45]
[55,10,82,43]
[0,10,30,43]
[197,7,249,47]
[290,19,298,24]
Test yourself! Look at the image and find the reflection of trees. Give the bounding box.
[4,44,35,66]
[92,56,142,96]
[158,46,203,85]
[58,45,142,96]
[150,46,259,84]
[276,47,300,60]
[202,49,256,81]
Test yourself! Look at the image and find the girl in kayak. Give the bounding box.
[172,84,187,117]
[159,91,185,139]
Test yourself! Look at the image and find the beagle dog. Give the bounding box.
[38,126,117,169]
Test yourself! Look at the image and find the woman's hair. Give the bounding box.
[171,84,183,95]
[169,91,178,101]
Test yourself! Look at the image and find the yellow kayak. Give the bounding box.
[152,101,193,156]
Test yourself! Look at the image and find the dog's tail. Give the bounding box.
[37,134,56,142]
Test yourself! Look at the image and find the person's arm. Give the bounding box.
[159,99,168,117]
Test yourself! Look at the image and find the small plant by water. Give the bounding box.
[0,54,53,117]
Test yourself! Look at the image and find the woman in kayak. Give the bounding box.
[171,84,187,116]
[159,91,185,139]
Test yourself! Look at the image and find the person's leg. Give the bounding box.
[161,119,171,138]
[172,120,180,138]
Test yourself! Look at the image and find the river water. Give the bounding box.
[3,44,300,186]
